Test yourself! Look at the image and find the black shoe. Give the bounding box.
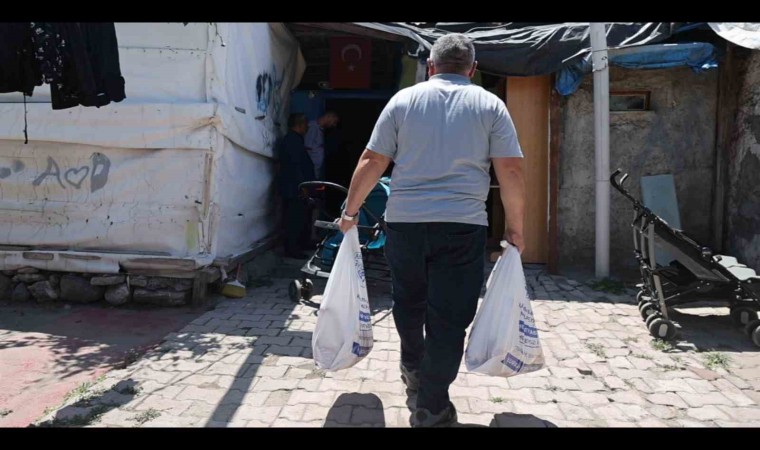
[400,364,420,392]
[410,402,458,428]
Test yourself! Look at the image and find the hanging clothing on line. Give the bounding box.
[0,22,126,143]
[49,23,126,110]
[0,23,40,97]
[0,22,126,110]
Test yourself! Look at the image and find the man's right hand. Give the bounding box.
[504,230,525,255]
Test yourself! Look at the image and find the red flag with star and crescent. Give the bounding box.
[329,37,372,89]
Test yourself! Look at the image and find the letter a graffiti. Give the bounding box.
[32,157,65,189]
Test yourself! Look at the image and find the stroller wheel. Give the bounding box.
[648,317,677,341]
[289,280,303,303]
[302,279,314,301]
[746,320,760,348]
[730,306,759,327]
[636,290,652,305]
[639,302,658,321]
[645,311,662,329]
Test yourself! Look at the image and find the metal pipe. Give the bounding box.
[590,22,611,278]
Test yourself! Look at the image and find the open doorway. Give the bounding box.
[284,23,403,242]
[323,97,391,216]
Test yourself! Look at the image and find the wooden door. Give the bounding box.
[504,76,551,264]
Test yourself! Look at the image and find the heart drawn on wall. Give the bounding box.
[64,166,90,189]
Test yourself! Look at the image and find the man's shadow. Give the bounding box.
[322,386,557,428]
[488,413,557,428]
[324,393,386,427]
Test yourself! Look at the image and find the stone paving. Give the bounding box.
[34,258,760,427]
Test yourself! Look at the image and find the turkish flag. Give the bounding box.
[330,37,372,89]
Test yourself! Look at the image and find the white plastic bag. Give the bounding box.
[465,244,545,377]
[312,227,374,371]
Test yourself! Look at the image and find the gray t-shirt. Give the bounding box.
[366,73,523,226]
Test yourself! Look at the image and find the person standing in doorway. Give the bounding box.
[304,111,339,180]
[304,111,340,242]
[277,113,314,259]
[337,34,526,427]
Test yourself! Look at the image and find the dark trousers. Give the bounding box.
[282,197,311,253]
[384,222,486,414]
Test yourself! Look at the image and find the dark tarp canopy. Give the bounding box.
[351,22,705,77]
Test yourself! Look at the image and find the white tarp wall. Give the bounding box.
[0,23,305,272]
[207,24,306,259]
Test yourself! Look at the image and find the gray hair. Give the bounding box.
[430,33,475,73]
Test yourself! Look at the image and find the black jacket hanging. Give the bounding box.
[81,23,126,107]
[0,22,126,109]
[0,22,127,143]
[49,23,126,110]
[0,23,41,96]
[30,22,66,88]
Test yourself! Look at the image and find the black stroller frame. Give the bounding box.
[288,181,391,304]
[611,169,760,347]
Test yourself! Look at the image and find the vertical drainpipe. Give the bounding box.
[590,22,611,278]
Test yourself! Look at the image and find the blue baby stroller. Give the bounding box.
[288,178,391,303]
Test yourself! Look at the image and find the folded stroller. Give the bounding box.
[288,178,391,303]
[611,169,760,346]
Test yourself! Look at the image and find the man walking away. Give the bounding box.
[337,34,526,427]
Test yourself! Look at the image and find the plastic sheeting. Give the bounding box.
[0,103,218,149]
[208,24,306,158]
[213,137,278,259]
[708,22,760,50]
[555,42,719,95]
[0,141,209,255]
[354,22,758,79]
[354,22,691,77]
[0,23,305,156]
[0,23,305,271]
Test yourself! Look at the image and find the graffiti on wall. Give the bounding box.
[0,160,24,180]
[256,71,273,114]
[256,64,286,121]
[10,152,114,192]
